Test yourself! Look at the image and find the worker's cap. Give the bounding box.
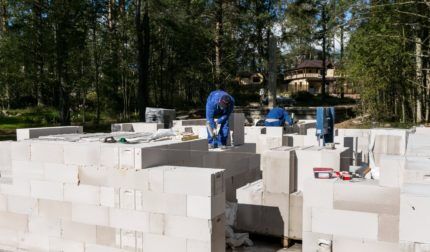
[219,95,231,109]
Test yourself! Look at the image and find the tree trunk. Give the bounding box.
[268,35,277,108]
[214,0,223,89]
[136,0,150,121]
[0,0,7,33]
[321,4,327,97]
[416,36,423,123]
[34,0,44,106]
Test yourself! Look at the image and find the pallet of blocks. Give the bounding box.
[0,136,226,252]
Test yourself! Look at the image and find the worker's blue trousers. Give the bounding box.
[207,119,230,147]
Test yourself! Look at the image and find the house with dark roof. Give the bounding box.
[283,60,338,94]
[236,72,264,86]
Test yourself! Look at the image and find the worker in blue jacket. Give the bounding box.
[206,90,235,148]
[264,107,293,127]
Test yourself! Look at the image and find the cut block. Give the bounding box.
[96,226,116,247]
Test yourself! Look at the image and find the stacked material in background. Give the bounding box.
[0,137,226,252]
[172,113,245,147]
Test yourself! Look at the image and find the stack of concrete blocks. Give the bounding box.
[172,113,245,147]
[236,146,302,242]
[16,126,83,141]
[284,120,316,135]
[335,128,370,166]
[172,120,208,140]
[302,178,401,252]
[111,123,164,133]
[370,128,409,166]
[0,137,226,252]
[133,145,260,202]
[389,128,430,251]
[295,146,352,191]
[145,107,176,128]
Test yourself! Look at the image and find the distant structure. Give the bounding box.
[283,60,354,95]
[236,72,264,86]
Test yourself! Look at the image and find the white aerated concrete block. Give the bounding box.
[7,195,37,215]
[131,122,164,133]
[19,233,50,251]
[262,147,297,193]
[333,236,401,252]
[0,141,11,170]
[31,141,64,163]
[0,178,31,197]
[49,238,85,252]
[187,193,225,219]
[400,193,430,243]
[236,180,263,205]
[95,226,116,247]
[30,180,63,201]
[379,155,405,187]
[100,145,119,169]
[312,208,378,240]
[141,191,187,216]
[85,244,128,252]
[44,163,79,184]
[64,184,100,205]
[64,143,101,166]
[163,166,224,197]
[11,141,31,161]
[143,234,186,252]
[16,126,83,141]
[109,208,149,232]
[164,215,225,242]
[11,160,44,180]
[100,187,115,208]
[296,146,351,191]
[61,221,97,243]
[28,216,61,237]
[289,191,303,240]
[38,199,72,220]
[333,180,400,215]
[0,211,28,232]
[72,204,109,226]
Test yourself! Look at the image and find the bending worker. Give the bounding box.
[206,90,235,148]
[264,107,293,127]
